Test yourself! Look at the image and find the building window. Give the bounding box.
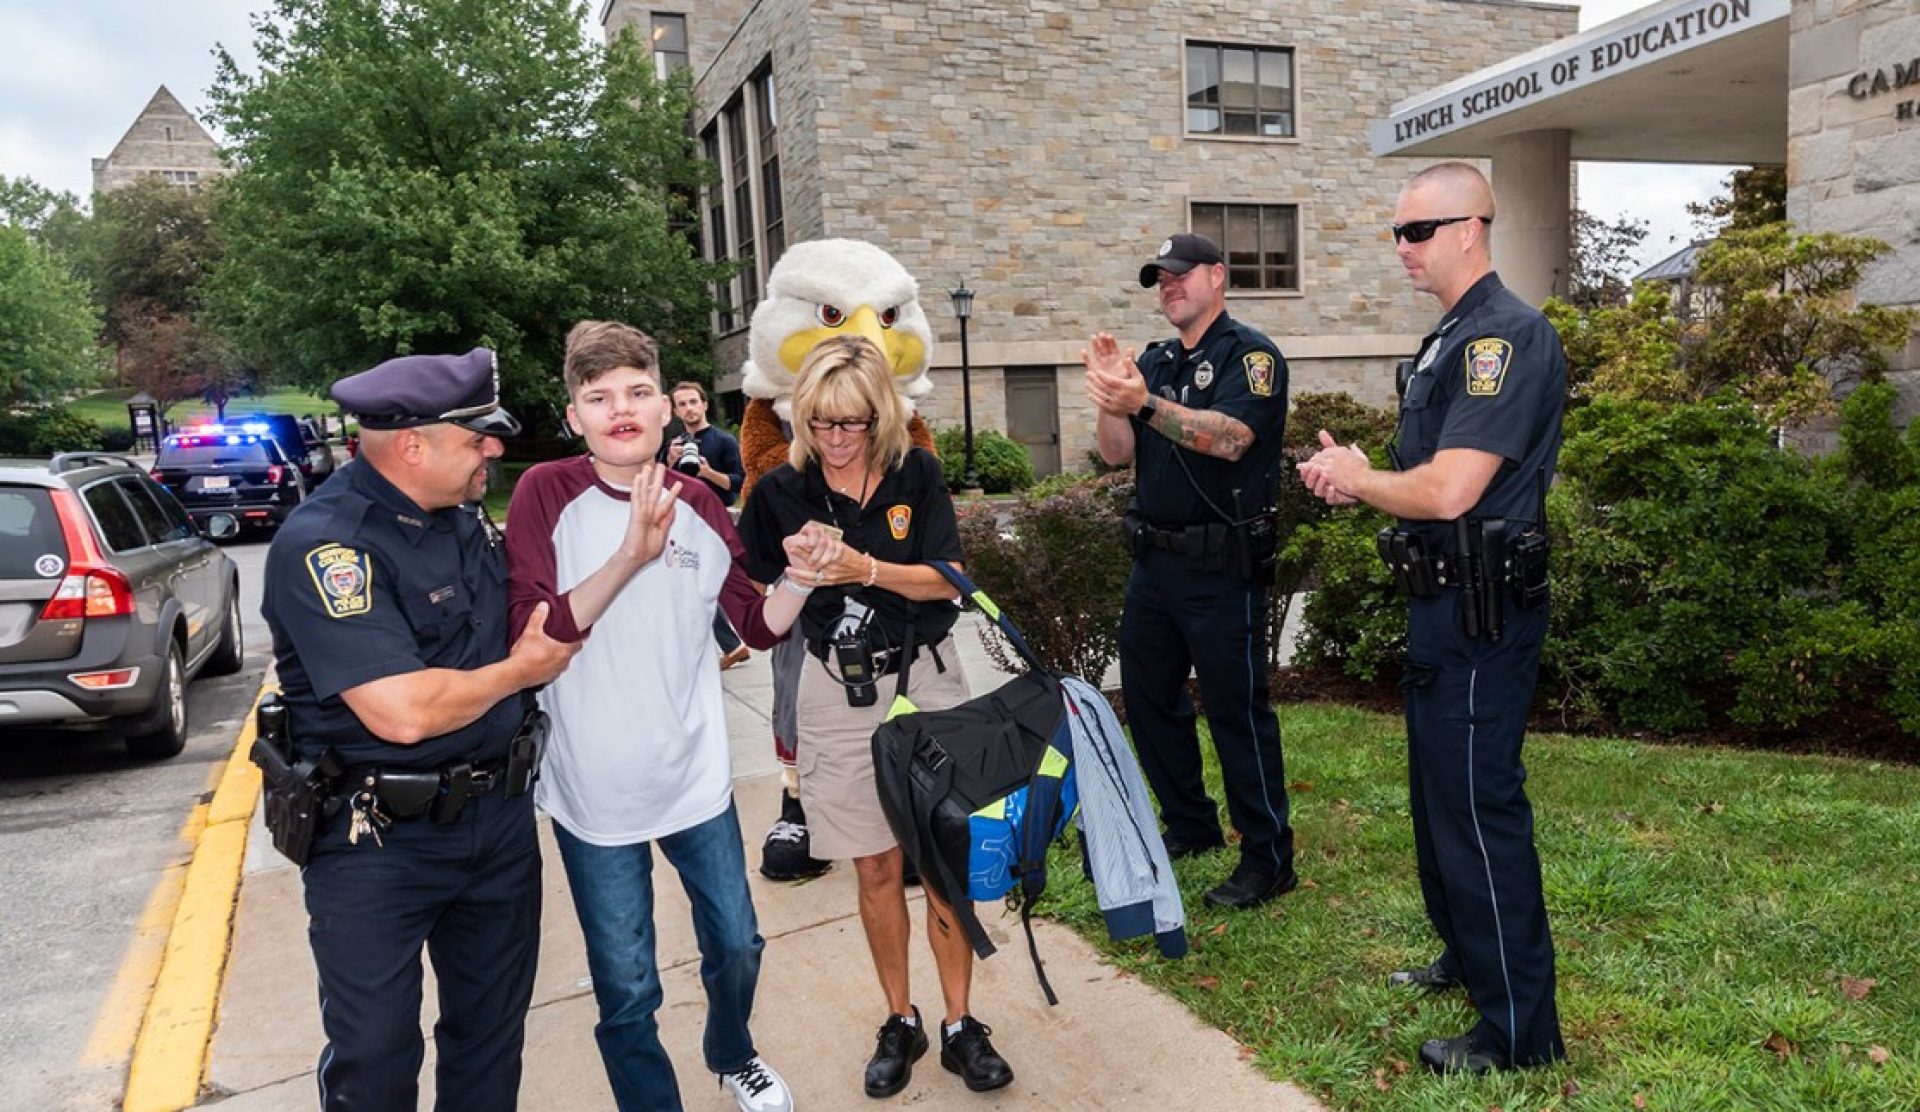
[650,12,688,78]
[753,68,784,269]
[1191,203,1300,292]
[699,60,787,335]
[724,97,757,311]
[1186,42,1294,139]
[701,126,734,332]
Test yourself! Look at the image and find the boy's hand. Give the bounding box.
[782,521,843,584]
[617,463,677,570]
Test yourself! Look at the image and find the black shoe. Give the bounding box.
[1388,958,1463,992]
[1163,833,1226,860]
[1419,1033,1511,1075]
[864,1008,929,1098]
[760,792,830,881]
[939,1015,1014,1092]
[1202,863,1298,910]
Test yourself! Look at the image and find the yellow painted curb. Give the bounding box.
[123,675,276,1112]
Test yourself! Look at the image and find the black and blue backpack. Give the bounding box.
[870,561,1080,1004]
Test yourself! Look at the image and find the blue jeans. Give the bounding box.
[553,803,764,1112]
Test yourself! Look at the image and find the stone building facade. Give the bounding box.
[603,0,1579,474]
[91,86,228,196]
[1787,0,1920,402]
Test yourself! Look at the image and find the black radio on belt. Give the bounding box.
[832,626,879,708]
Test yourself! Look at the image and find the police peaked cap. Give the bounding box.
[331,348,522,437]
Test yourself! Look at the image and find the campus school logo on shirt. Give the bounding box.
[887,505,912,540]
[1465,337,1513,397]
[305,543,373,618]
[664,539,701,571]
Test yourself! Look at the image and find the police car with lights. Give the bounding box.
[150,424,308,534]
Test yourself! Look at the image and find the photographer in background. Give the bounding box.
[660,381,752,669]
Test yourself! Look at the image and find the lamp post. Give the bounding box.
[949,280,978,492]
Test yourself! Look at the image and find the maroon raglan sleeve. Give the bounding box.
[506,459,592,644]
[670,472,784,650]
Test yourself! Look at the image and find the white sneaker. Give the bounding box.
[720,1056,793,1112]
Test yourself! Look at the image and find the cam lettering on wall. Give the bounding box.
[1847,57,1920,124]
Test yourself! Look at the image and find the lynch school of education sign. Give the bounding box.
[1372,0,1788,154]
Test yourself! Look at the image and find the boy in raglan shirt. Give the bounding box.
[506,320,820,1112]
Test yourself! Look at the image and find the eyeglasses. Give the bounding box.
[808,415,875,435]
[1390,215,1491,244]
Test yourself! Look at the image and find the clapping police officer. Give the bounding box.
[1302,162,1567,1074]
[261,349,579,1110]
[1083,232,1298,910]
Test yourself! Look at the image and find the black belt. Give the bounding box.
[809,636,945,678]
[335,756,514,825]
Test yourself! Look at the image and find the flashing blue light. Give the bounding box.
[240,422,270,435]
[224,435,240,445]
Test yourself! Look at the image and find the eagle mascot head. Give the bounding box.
[741,238,935,421]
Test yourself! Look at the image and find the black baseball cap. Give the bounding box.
[1139,233,1224,287]
[331,348,522,437]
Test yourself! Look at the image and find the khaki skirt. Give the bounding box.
[795,641,971,860]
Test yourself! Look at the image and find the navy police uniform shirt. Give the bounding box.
[1131,312,1289,527]
[1394,272,1566,546]
[262,457,523,769]
[738,447,962,654]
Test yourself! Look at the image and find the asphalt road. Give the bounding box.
[0,536,272,1112]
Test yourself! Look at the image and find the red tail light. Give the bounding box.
[42,570,136,619]
[267,464,285,485]
[150,469,165,484]
[42,487,137,619]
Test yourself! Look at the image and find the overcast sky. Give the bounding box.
[0,0,1728,273]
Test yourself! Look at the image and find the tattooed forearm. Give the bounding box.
[1147,402,1253,460]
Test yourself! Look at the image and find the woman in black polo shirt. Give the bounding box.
[739,336,1014,1097]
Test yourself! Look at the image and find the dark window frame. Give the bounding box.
[1189,202,1302,293]
[649,11,689,78]
[1185,40,1296,140]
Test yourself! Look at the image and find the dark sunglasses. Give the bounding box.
[808,415,875,434]
[1391,215,1491,244]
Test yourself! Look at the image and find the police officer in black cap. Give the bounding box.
[262,348,579,1110]
[1083,232,1298,910]
[1302,162,1566,1075]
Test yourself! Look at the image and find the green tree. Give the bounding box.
[1565,208,1648,310]
[0,175,93,271]
[1687,165,1788,237]
[206,0,720,426]
[1689,224,1915,426]
[0,224,105,406]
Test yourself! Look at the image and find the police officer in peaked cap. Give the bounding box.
[261,347,579,1109]
[1302,162,1568,1075]
[1083,232,1300,911]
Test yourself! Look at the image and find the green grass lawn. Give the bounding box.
[1039,703,1920,1110]
[64,387,341,433]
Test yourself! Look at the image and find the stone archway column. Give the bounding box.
[1488,129,1572,306]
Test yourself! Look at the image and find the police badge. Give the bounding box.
[1464,338,1512,397]
[305,543,374,618]
[1193,360,1215,390]
[1243,351,1277,397]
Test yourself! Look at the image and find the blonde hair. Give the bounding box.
[789,336,911,475]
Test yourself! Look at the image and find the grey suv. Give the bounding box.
[0,454,243,757]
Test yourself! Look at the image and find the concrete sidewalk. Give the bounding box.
[200,615,1324,1111]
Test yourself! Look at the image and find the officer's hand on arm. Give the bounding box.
[339,601,582,745]
[1083,332,1142,466]
[562,462,678,631]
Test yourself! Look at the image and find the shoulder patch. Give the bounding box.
[1243,351,1277,397]
[1464,338,1512,397]
[304,543,374,619]
[887,504,912,541]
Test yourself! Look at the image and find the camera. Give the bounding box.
[831,628,878,707]
[674,438,703,476]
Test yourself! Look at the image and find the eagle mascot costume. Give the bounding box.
[743,239,938,880]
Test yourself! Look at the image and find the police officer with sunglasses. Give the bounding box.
[1302,162,1567,1076]
[261,349,580,1109]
